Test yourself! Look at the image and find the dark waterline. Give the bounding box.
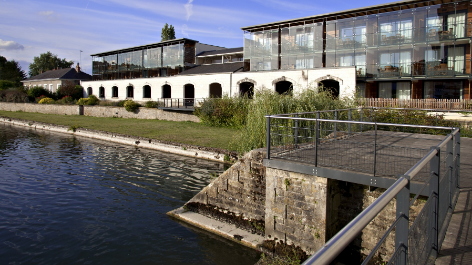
[0,124,260,264]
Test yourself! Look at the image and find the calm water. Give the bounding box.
[0,124,260,265]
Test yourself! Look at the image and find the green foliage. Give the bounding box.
[86,95,100,105]
[161,23,176,41]
[116,100,126,107]
[28,51,74,77]
[231,88,353,154]
[124,100,140,112]
[27,86,52,101]
[56,96,75,105]
[38,97,55,104]
[56,81,83,100]
[0,56,27,86]
[144,101,158,108]
[67,124,79,132]
[0,89,29,103]
[195,95,250,128]
[0,80,16,90]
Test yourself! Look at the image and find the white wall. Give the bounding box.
[81,67,357,101]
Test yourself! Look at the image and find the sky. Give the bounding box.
[0,0,394,76]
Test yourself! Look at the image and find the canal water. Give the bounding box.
[0,124,260,264]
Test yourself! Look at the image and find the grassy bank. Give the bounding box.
[0,110,238,150]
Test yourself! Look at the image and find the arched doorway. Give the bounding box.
[239,82,254,99]
[99,87,105,98]
[209,83,222,98]
[162,84,171,98]
[87,87,92,96]
[184,84,195,107]
[184,84,195,99]
[112,86,119,98]
[319,80,340,98]
[143,85,151,98]
[127,85,134,98]
[275,81,293,95]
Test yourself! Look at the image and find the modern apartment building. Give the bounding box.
[82,0,471,101]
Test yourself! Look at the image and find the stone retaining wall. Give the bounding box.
[0,102,199,122]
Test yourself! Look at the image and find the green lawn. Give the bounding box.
[0,110,239,150]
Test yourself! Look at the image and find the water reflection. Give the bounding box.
[0,124,259,264]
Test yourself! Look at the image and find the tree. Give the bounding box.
[28,51,74,77]
[0,56,27,87]
[161,23,176,41]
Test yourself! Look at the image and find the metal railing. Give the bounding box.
[264,109,460,265]
[266,108,454,178]
[157,98,203,110]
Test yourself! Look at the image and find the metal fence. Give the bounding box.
[359,98,472,111]
[157,98,203,110]
[265,110,460,265]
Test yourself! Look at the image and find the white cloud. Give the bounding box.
[184,0,193,21]
[181,24,189,38]
[0,39,25,51]
[38,10,59,21]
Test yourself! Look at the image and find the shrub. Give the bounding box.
[57,96,75,105]
[86,95,100,105]
[38,97,55,104]
[0,89,29,103]
[28,86,52,101]
[116,100,126,107]
[145,101,158,108]
[195,95,250,128]
[230,87,353,154]
[0,80,16,90]
[76,98,89,105]
[56,81,83,100]
[124,100,140,112]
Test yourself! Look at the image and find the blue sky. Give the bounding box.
[0,0,393,76]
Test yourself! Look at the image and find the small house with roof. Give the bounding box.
[22,64,92,93]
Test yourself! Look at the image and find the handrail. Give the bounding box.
[265,115,456,131]
[298,127,459,264]
[303,176,410,265]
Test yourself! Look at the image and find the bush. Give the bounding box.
[28,86,52,101]
[56,96,75,105]
[76,98,89,105]
[145,101,158,108]
[195,95,250,128]
[116,100,126,107]
[0,89,29,103]
[230,87,353,154]
[38,97,55,104]
[124,100,140,112]
[0,80,16,90]
[86,95,100,105]
[56,81,83,100]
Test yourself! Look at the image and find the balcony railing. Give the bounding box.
[157,98,203,110]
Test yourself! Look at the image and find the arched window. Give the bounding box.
[319,80,340,99]
[275,81,293,95]
[99,87,105,98]
[162,85,171,98]
[209,83,222,98]
[87,87,93,96]
[127,85,134,98]
[143,85,151,98]
[239,82,254,99]
[112,86,119,98]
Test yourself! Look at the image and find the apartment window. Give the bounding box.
[49,84,53,91]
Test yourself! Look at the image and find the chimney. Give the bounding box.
[76,63,81,73]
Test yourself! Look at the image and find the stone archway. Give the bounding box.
[314,75,343,98]
[162,84,171,98]
[239,82,254,99]
[126,85,134,98]
[143,85,151,99]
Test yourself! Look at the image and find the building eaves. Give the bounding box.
[196,47,243,57]
[241,0,443,31]
[178,62,244,76]
[90,38,199,57]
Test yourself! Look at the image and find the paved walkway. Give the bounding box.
[435,137,472,265]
